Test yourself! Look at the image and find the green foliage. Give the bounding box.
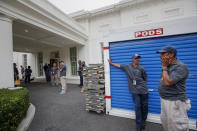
[0,88,29,131]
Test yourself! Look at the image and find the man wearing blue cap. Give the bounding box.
[156,45,191,131]
[108,53,148,131]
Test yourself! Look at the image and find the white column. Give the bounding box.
[0,16,14,88]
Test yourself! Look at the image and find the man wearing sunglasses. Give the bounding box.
[156,45,191,131]
[108,53,148,131]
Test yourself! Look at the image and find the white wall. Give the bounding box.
[74,0,197,65]
[0,17,14,88]
[28,53,38,77]
[77,45,89,65]
[120,0,197,27]
[43,50,51,65]
[88,11,121,64]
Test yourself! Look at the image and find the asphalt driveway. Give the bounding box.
[26,82,165,131]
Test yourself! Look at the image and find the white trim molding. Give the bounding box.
[104,42,111,114]
[69,0,139,19]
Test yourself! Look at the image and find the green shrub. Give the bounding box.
[0,88,30,131]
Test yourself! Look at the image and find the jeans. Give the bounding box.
[25,75,31,83]
[45,71,51,82]
[132,93,148,131]
[79,73,83,86]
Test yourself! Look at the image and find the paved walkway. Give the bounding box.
[26,82,165,131]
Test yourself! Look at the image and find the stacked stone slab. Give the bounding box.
[83,64,105,113]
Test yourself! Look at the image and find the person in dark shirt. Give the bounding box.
[47,64,51,82]
[13,63,19,81]
[25,66,32,83]
[108,53,148,131]
[80,61,86,92]
[44,63,49,82]
[78,60,83,87]
[156,45,191,131]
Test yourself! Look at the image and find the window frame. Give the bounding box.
[23,54,27,68]
[70,47,77,76]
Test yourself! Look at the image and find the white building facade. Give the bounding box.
[1,0,197,129]
[11,0,197,85]
[70,0,197,129]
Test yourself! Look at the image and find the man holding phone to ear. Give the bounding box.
[108,53,148,131]
[156,45,191,131]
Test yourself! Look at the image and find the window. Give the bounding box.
[38,52,43,76]
[70,47,77,75]
[100,42,104,64]
[23,54,27,68]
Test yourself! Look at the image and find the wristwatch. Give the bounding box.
[162,67,168,72]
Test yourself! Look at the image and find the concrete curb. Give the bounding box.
[17,103,35,131]
[8,87,23,90]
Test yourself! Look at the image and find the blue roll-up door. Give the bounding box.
[109,33,197,119]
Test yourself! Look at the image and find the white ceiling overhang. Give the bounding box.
[0,0,88,48]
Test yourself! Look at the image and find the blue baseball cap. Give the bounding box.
[156,45,177,54]
[132,53,141,59]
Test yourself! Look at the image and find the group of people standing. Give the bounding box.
[108,45,191,131]
[44,63,60,86]
[14,63,32,85]
[43,61,67,95]
[43,60,86,94]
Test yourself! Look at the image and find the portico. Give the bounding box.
[0,0,88,88]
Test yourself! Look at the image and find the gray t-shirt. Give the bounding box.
[60,64,66,77]
[51,67,58,76]
[120,64,148,94]
[159,59,189,101]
